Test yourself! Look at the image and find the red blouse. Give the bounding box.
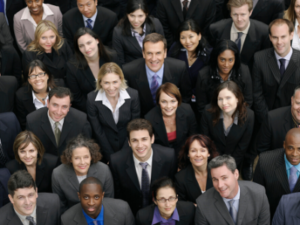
[167,131,177,142]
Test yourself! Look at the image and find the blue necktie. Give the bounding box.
[289,166,298,192]
[150,74,159,104]
[235,32,243,52]
[229,200,237,224]
[140,162,150,207]
[0,0,4,14]
[279,58,286,78]
[86,19,93,29]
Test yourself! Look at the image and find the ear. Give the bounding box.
[47,99,50,108]
[249,9,253,17]
[234,169,239,180]
[142,50,146,59]
[8,194,14,204]
[164,49,167,58]
[283,140,286,149]
[151,134,155,144]
[77,192,80,200]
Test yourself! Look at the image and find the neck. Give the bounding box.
[192,162,207,174]
[105,92,119,102]
[160,211,173,220]
[218,71,230,81]
[45,48,52,53]
[297,18,300,25]
[85,53,99,63]
[277,46,291,58]
[223,110,235,119]
[163,113,176,120]
[34,87,48,96]
[187,50,196,58]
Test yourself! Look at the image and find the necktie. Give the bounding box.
[182,0,188,19]
[150,74,159,104]
[54,122,61,146]
[279,58,286,78]
[0,141,8,166]
[235,32,243,52]
[140,162,150,207]
[93,220,99,225]
[26,216,36,225]
[289,166,298,192]
[86,18,93,29]
[229,200,237,224]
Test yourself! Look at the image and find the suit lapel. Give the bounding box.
[74,208,88,225]
[251,0,268,17]
[153,108,169,146]
[35,161,46,188]
[213,190,235,225]
[23,20,35,41]
[241,23,259,63]
[186,0,199,18]
[59,114,73,147]
[215,120,226,146]
[162,62,172,83]
[171,0,184,22]
[83,65,97,89]
[103,202,119,225]
[68,166,80,191]
[7,212,23,225]
[236,184,248,225]
[279,51,298,89]
[22,88,36,113]
[186,165,202,195]
[151,148,162,183]
[40,111,57,147]
[36,205,47,225]
[93,8,105,33]
[126,154,140,192]
[175,110,187,149]
[267,51,281,84]
[136,65,154,108]
[274,152,291,194]
[97,101,118,132]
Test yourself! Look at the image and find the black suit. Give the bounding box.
[63,6,118,48]
[257,106,293,154]
[209,18,270,72]
[0,76,18,113]
[26,107,92,157]
[0,193,61,225]
[253,148,300,218]
[174,164,213,204]
[0,13,13,46]
[253,48,300,123]
[123,58,192,117]
[156,0,215,47]
[200,107,255,167]
[98,0,122,19]
[109,144,177,215]
[0,168,10,207]
[113,17,164,65]
[136,201,195,225]
[145,103,198,157]
[87,88,140,162]
[44,0,77,14]
[251,0,284,25]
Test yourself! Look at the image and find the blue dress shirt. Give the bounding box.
[151,206,179,225]
[82,205,104,225]
[145,64,164,89]
[284,154,300,179]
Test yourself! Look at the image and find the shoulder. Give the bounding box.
[249,19,268,32]
[210,18,232,30]
[175,166,191,180]
[37,193,60,208]
[0,76,18,87]
[113,25,122,34]
[63,7,79,19]
[16,86,31,97]
[125,87,139,98]
[123,58,145,72]
[53,164,72,177]
[68,107,88,119]
[246,107,254,118]
[27,107,47,120]
[259,148,284,163]
[196,187,215,205]
[46,4,61,13]
[280,192,300,204]
[254,48,273,60]
[152,17,162,26]
[152,144,175,158]
[0,203,14,217]
[91,161,110,171]
[110,147,131,162]
[164,57,186,68]
[178,103,193,114]
[199,66,211,77]
[97,6,117,18]
[145,105,161,120]
[43,153,58,168]
[268,106,290,119]
[136,204,155,219]
[14,7,25,20]
[177,201,195,214]
[87,90,98,101]
[239,180,266,194]
[103,198,130,209]
[5,160,20,173]
[0,111,18,122]
[62,203,82,220]
[292,49,300,61]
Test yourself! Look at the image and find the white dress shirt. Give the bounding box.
[274,47,293,70]
[292,19,300,51]
[32,91,48,110]
[133,150,153,188]
[82,9,98,28]
[180,0,191,9]
[14,206,37,225]
[47,110,64,134]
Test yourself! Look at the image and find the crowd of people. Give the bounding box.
[0,0,300,224]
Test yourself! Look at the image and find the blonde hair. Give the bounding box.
[284,0,297,24]
[27,20,64,54]
[96,62,128,91]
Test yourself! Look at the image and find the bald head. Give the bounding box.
[285,128,300,141]
[284,128,300,165]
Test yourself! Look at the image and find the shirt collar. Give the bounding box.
[216,68,233,82]
[14,206,37,223]
[219,111,239,125]
[21,4,54,20]
[32,91,49,103]
[145,64,164,81]
[152,206,179,225]
[131,24,146,36]
[284,154,300,172]
[82,205,104,225]
[274,46,293,61]
[95,89,130,101]
[132,148,153,168]
[231,21,251,35]
[222,185,240,202]
[47,110,65,125]
[82,9,98,21]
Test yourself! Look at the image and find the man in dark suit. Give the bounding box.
[254,128,300,219]
[209,0,270,72]
[195,155,270,225]
[109,119,177,215]
[253,18,300,124]
[123,33,192,117]
[61,177,135,225]
[0,76,18,113]
[63,0,118,48]
[156,0,215,48]
[0,112,21,167]
[0,170,60,225]
[26,87,92,158]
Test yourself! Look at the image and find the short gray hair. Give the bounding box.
[208,155,237,173]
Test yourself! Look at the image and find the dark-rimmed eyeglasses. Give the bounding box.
[156,196,177,203]
[28,72,46,80]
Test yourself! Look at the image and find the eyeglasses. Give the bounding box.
[156,196,177,203]
[28,72,46,80]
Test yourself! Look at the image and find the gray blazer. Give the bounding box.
[61,198,135,225]
[195,181,270,225]
[13,4,63,52]
[52,162,114,214]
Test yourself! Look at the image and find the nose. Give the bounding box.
[26,151,30,158]
[24,197,30,204]
[218,180,223,189]
[32,2,37,7]
[80,158,84,164]
[88,198,95,206]
[83,6,89,12]
[165,200,170,207]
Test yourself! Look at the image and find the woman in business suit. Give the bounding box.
[145,82,198,157]
[113,0,164,65]
[52,135,114,214]
[13,0,63,53]
[200,81,254,169]
[195,39,252,119]
[284,0,300,50]
[15,60,56,130]
[66,27,120,112]
[136,177,195,225]
[5,131,57,192]
[174,134,218,204]
[22,20,72,87]
[87,62,140,162]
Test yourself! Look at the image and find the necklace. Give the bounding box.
[35,94,47,102]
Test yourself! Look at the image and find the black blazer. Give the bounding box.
[0,168,10,207]
[174,164,213,203]
[0,76,18,113]
[145,103,198,156]
[66,50,120,112]
[253,148,300,218]
[156,0,215,47]
[136,201,195,225]
[123,58,192,117]
[209,18,270,72]
[44,0,77,14]
[113,17,164,65]
[86,87,140,162]
[0,12,13,46]
[63,6,118,48]
[200,107,254,167]
[26,107,92,157]
[109,144,177,215]
[5,153,58,192]
[195,64,253,118]
[253,48,300,123]
[6,0,26,40]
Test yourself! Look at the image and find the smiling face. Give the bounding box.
[39,29,56,53]
[217,88,238,115]
[100,73,121,98]
[291,90,300,123]
[180,30,201,53]
[154,187,178,219]
[143,41,166,72]
[71,147,91,176]
[18,143,38,167]
[284,133,300,165]
[78,33,99,59]
[217,49,235,76]
[230,4,252,31]
[269,23,293,57]
[28,67,49,92]
[77,0,98,18]
[188,140,210,168]
[26,0,43,15]
[47,95,71,122]
[127,9,147,29]
[159,92,178,117]
[129,129,154,162]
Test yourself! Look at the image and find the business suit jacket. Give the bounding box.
[136,201,195,225]
[145,103,198,156]
[109,144,177,215]
[87,88,140,162]
[5,153,58,193]
[0,168,10,208]
[0,13,13,46]
[6,0,26,39]
[174,164,213,203]
[253,148,300,219]
[26,107,92,156]
[52,162,114,213]
[252,48,300,123]
[200,107,254,167]
[0,76,18,113]
[195,181,270,225]
[63,6,118,48]
[0,193,61,225]
[14,4,63,53]
[257,106,293,154]
[61,198,135,225]
[209,18,270,72]
[113,17,164,65]
[44,0,77,14]
[123,58,192,117]
[0,112,21,167]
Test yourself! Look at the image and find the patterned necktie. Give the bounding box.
[86,18,93,29]
[279,58,286,78]
[289,166,298,192]
[26,216,36,225]
[182,0,188,19]
[150,74,159,104]
[229,200,237,224]
[235,32,243,52]
[0,141,8,166]
[54,122,61,146]
[140,162,150,207]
